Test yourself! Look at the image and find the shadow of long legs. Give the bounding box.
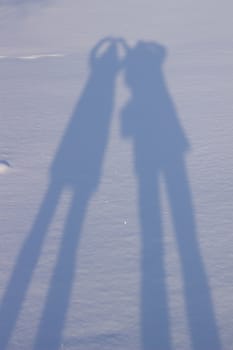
[0,181,62,349]
[164,157,221,350]
[121,39,221,350]
[34,188,90,350]
[139,172,171,350]
[0,37,120,349]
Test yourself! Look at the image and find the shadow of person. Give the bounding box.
[121,41,221,350]
[0,37,121,350]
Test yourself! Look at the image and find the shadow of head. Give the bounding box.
[89,37,127,77]
[123,41,167,91]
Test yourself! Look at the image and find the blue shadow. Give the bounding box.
[0,37,120,350]
[121,41,221,350]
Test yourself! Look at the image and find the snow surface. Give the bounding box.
[0,1,233,349]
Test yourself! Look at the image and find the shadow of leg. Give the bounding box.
[0,181,62,350]
[34,188,90,350]
[164,158,221,350]
[139,173,171,350]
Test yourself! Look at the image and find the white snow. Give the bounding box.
[0,1,233,350]
[0,161,10,174]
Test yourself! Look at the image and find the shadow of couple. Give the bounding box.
[0,38,221,350]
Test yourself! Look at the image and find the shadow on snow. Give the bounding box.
[0,38,221,350]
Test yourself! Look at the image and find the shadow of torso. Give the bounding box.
[122,43,189,175]
[51,43,119,192]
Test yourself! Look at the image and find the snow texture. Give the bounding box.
[0,1,233,349]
